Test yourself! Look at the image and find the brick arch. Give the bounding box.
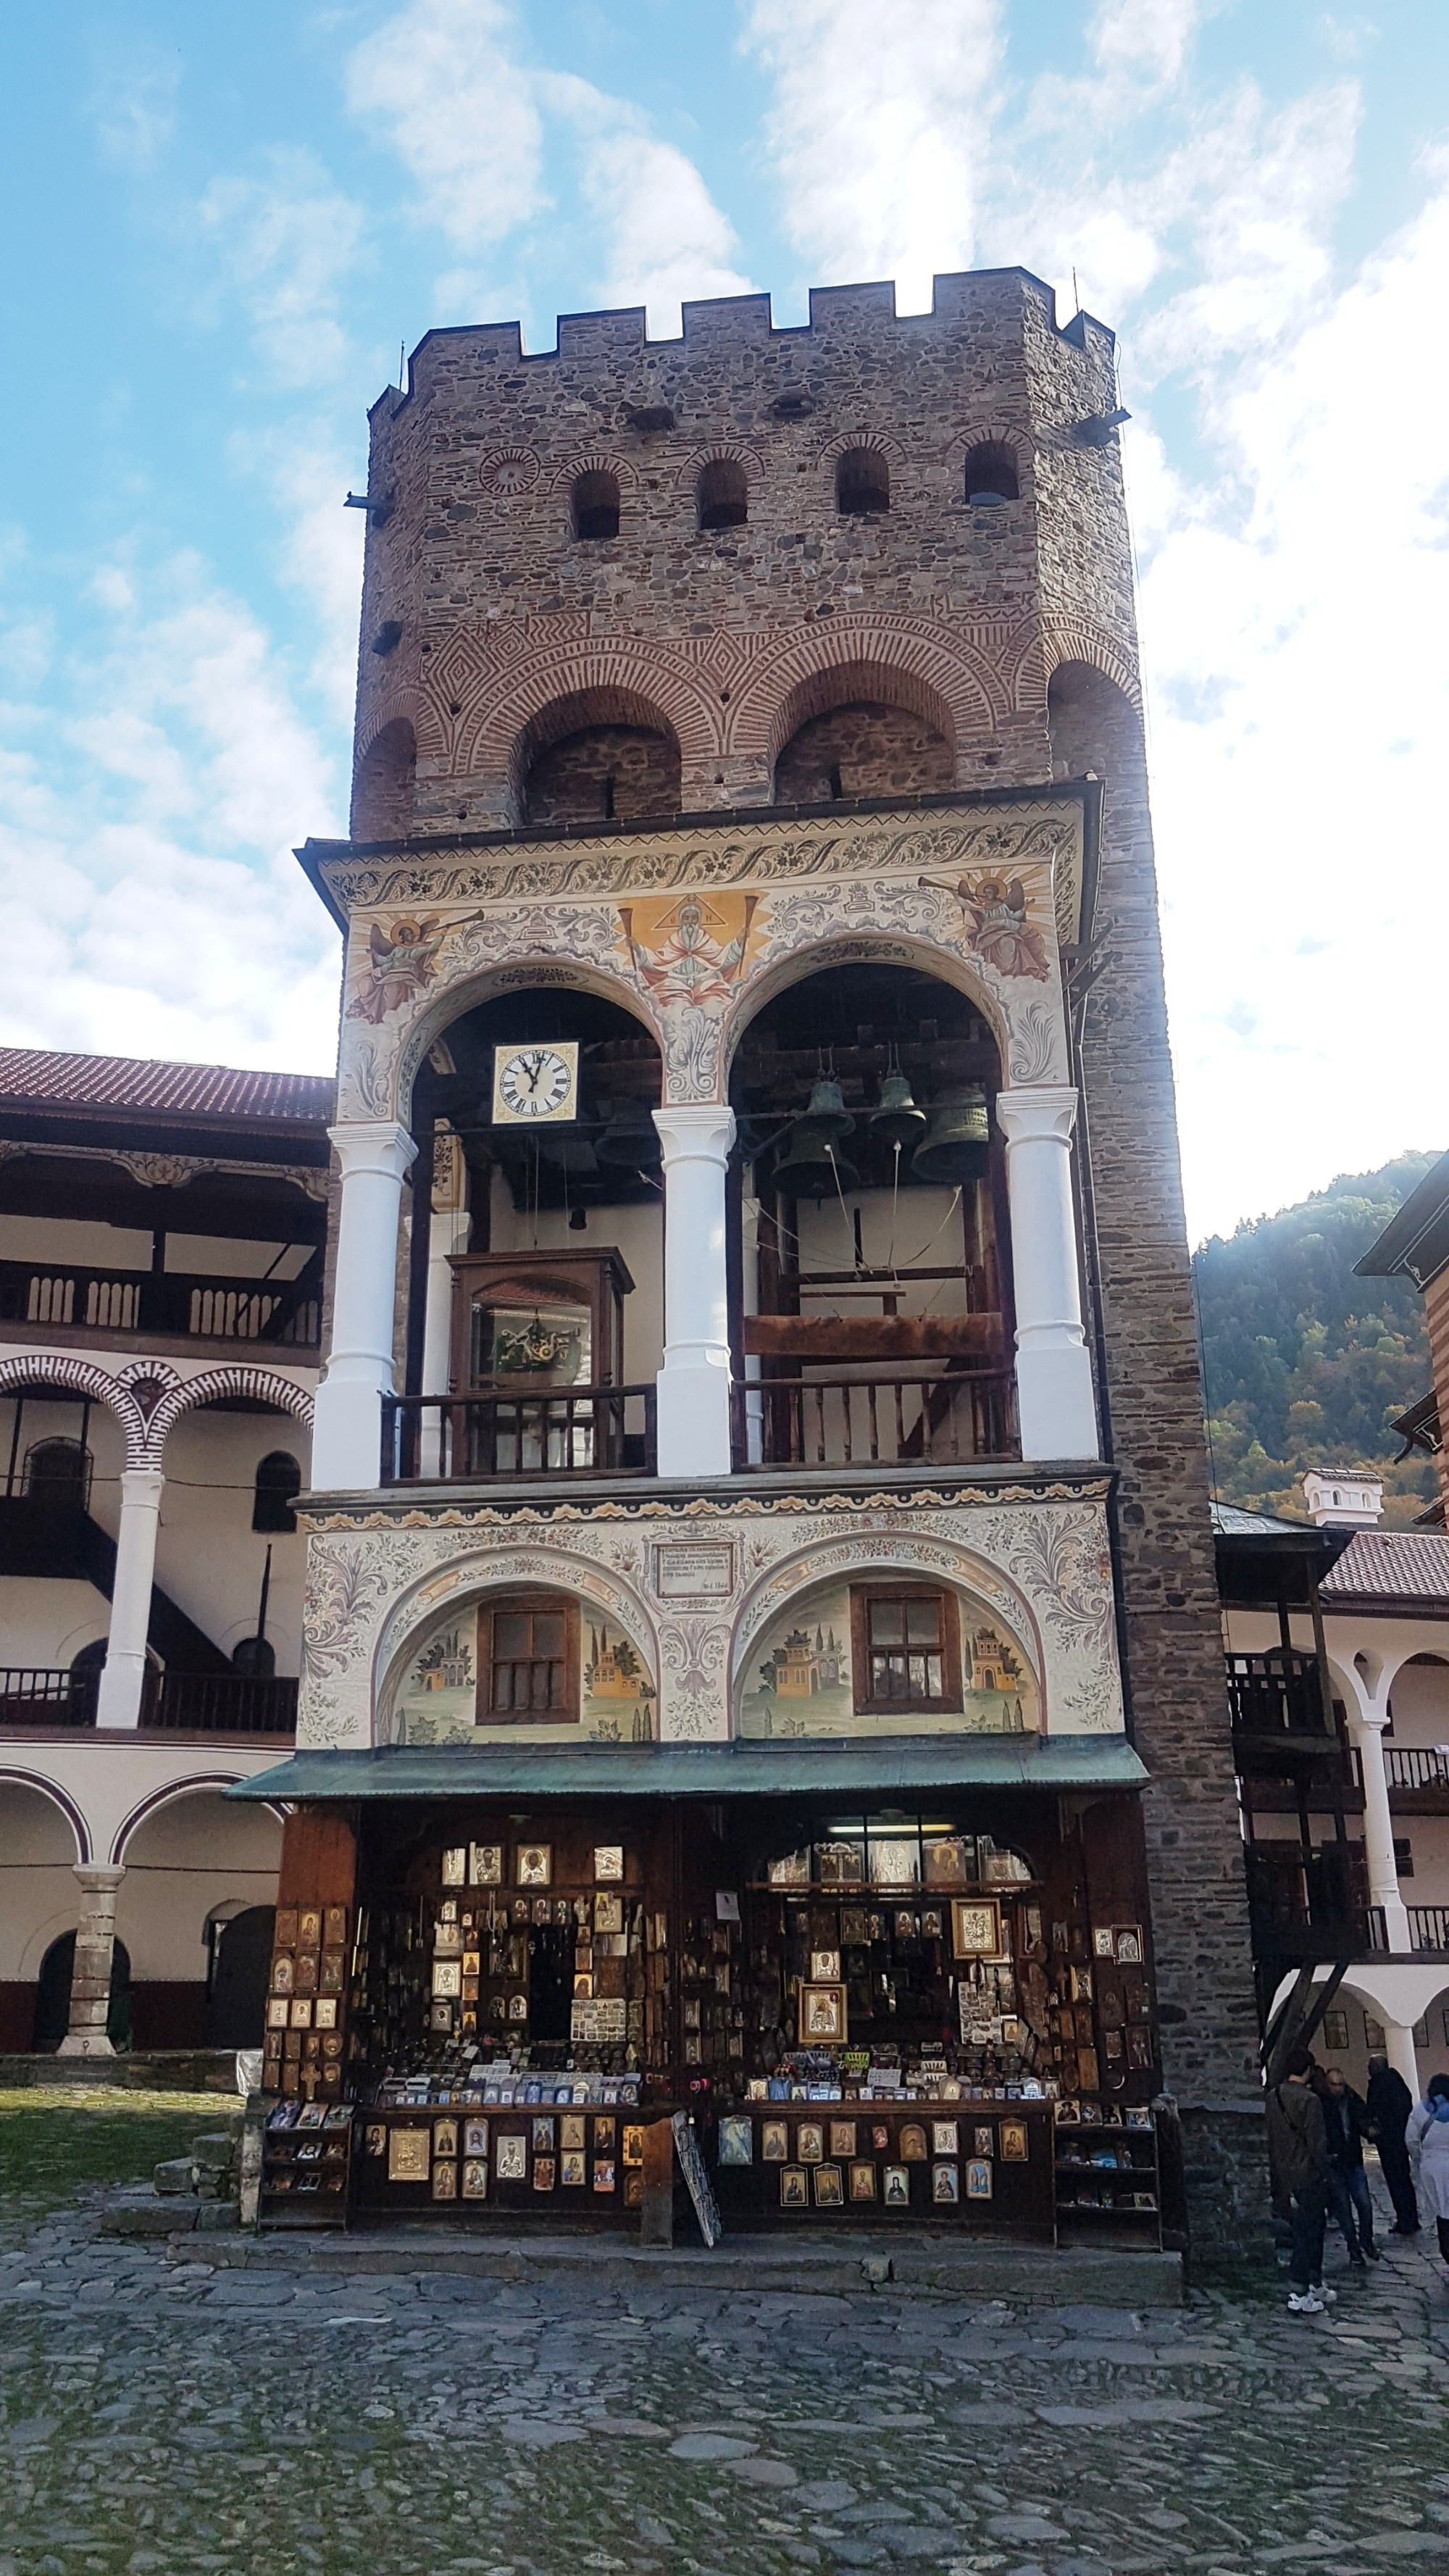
[145,1367,314,1465]
[728,625,1003,780]
[542,449,640,501]
[0,1354,149,1467]
[458,648,722,813]
[812,425,909,472]
[1016,622,1143,716]
[354,683,448,768]
[944,421,1033,483]
[675,442,765,500]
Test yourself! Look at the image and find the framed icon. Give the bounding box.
[517,1845,552,1889]
[898,2124,928,2164]
[966,2159,994,2200]
[809,1950,841,1983]
[761,2120,789,2162]
[813,2164,843,2208]
[951,1899,1003,1959]
[796,2123,824,2164]
[593,1846,625,1883]
[932,2121,959,2158]
[1000,2122,1029,2163]
[469,1844,503,1886]
[432,1960,462,1999]
[780,2166,809,2209]
[932,2162,959,2204]
[388,2127,430,2183]
[496,2135,527,2181]
[849,2162,877,2202]
[1115,1926,1144,1967]
[830,2120,858,2162]
[882,2165,910,2207]
[799,1983,847,2043]
[462,2159,488,2199]
[718,2118,753,2167]
[560,2151,585,2187]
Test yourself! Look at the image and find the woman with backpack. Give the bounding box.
[1406,2071,1449,2266]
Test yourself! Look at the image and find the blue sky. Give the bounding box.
[3,1,1448,1241]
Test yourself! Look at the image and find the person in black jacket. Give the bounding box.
[1320,2067,1379,2262]
[1366,2055,1420,2235]
[1266,2047,1335,2314]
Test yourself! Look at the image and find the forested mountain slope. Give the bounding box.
[1191,1154,1442,1525]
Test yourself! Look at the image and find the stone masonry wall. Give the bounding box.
[773,702,954,802]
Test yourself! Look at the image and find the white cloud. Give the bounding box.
[741,0,1001,310]
[0,553,341,1071]
[88,41,180,175]
[1088,0,1208,87]
[346,0,546,255]
[196,148,365,388]
[543,78,753,330]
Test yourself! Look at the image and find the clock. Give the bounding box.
[491,1041,579,1126]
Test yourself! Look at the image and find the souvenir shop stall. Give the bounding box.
[235,1751,1174,2247]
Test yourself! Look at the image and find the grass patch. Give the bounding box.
[0,2086,233,2225]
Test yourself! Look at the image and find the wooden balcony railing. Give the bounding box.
[1407,1906,1449,1953]
[1226,1648,1332,1743]
[1385,1746,1449,1793]
[382,1385,657,1484]
[0,1667,296,1734]
[732,1368,1017,1471]
[0,1258,321,1349]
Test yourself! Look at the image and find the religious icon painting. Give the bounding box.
[796,2123,824,2164]
[533,2158,556,2193]
[432,1961,462,1999]
[718,2118,753,2167]
[932,2122,959,2159]
[593,2117,617,2154]
[462,2159,488,2199]
[433,2119,459,2160]
[469,1844,503,1886]
[1115,1927,1144,1967]
[921,1910,943,1941]
[761,2122,789,2162]
[840,1909,869,1947]
[294,1951,319,1995]
[871,2124,891,2154]
[314,1997,339,2033]
[814,2164,843,2209]
[849,2162,877,2204]
[780,2167,809,2210]
[364,2123,387,2159]
[1093,1927,1116,1959]
[517,1845,552,1889]
[594,1893,625,1935]
[622,2126,645,2167]
[593,2162,617,2194]
[951,1900,1003,1959]
[462,2119,488,2159]
[974,2125,995,2157]
[593,1846,625,1883]
[966,2159,994,2201]
[298,1910,322,1948]
[800,1983,847,2043]
[882,2166,910,2208]
[932,2162,960,2205]
[388,2127,430,2184]
[560,2114,585,2154]
[495,2135,527,2182]
[265,1996,289,2030]
[289,1999,313,2030]
[274,1909,298,1950]
[924,1837,972,1890]
[323,1906,346,1948]
[898,2125,928,2164]
[1070,1966,1095,2004]
[894,1910,918,1943]
[809,1951,841,1983]
[830,2121,857,2162]
[1127,2027,1153,2072]
[561,2151,586,2188]
[432,2161,458,2201]
[440,1846,467,1887]
[531,2118,555,2155]
[508,1993,529,2022]
[1000,2122,1029,2162]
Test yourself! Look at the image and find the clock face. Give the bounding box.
[492,1042,579,1125]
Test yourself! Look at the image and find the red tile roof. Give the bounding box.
[1320,1530,1449,1607]
[0,1049,334,1126]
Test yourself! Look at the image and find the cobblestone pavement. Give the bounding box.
[0,2185,1445,2576]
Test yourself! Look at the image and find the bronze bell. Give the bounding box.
[774,1118,859,1201]
[595,1102,662,1169]
[911,1083,990,1185]
[869,1070,927,1151]
[800,1075,853,1140]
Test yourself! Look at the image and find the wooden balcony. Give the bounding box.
[0,1256,321,1351]
[382,1385,657,1484]
[731,1367,1017,1471]
[0,1667,297,1735]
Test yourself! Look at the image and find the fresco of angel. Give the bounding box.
[346,916,446,1024]
[919,871,1051,981]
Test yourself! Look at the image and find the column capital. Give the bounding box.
[996,1085,1080,1146]
[117,1466,165,1501]
[327,1120,419,1182]
[72,1864,125,1896]
[652,1104,738,1164]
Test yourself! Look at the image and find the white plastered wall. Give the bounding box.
[114,1789,282,1983]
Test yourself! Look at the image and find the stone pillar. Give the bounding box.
[58,1865,125,2055]
[996,1085,1099,1460]
[1346,1711,1412,1951]
[311,1121,418,1491]
[653,1105,737,1480]
[96,1468,164,1730]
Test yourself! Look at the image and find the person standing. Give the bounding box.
[1266,2046,1335,2314]
[1406,2072,1449,2269]
[1320,2067,1379,2262]
[1365,2054,1419,2235]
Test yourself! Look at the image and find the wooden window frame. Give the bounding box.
[477,1592,580,1725]
[848,1583,962,1717]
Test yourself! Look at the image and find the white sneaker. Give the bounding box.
[1314,2285,1337,2304]
[1287,2291,1324,2314]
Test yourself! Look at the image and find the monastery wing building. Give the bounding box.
[233,271,1261,2255]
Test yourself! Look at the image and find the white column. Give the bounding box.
[96,1468,164,1729]
[1383,2018,1421,2096]
[311,1121,418,1491]
[1346,1709,1412,1951]
[57,1864,125,2055]
[420,1204,472,1475]
[996,1085,1099,1461]
[653,1104,736,1480]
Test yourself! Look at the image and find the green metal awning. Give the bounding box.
[227,1735,1147,1805]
